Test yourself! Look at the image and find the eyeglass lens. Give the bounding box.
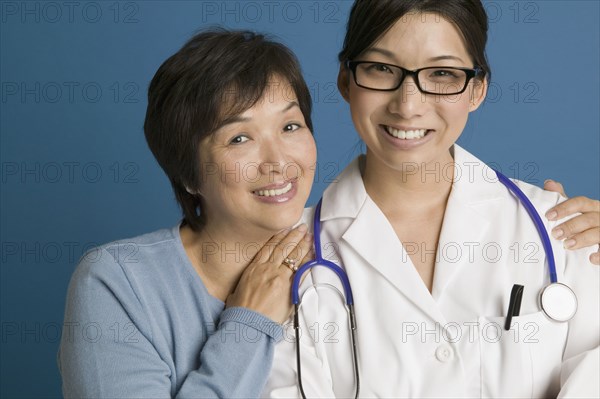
[355,63,470,94]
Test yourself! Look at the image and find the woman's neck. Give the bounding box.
[180,223,272,301]
[362,150,455,219]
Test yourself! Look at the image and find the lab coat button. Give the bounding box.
[435,344,453,362]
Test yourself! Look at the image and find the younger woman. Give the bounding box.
[266,1,599,397]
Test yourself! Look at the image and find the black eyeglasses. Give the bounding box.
[346,60,484,95]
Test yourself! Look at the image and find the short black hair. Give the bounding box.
[144,28,313,231]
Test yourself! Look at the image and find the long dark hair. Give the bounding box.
[338,0,491,80]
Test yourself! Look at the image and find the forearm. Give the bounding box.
[176,307,283,398]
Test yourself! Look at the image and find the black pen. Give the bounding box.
[505,284,524,330]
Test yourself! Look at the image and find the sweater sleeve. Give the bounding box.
[58,248,283,398]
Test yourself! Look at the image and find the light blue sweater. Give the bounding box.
[58,224,283,398]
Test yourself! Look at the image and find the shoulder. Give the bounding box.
[95,226,179,264]
[510,178,567,213]
[64,225,190,337]
[456,145,567,216]
[501,177,570,238]
[488,177,569,243]
[508,179,597,275]
[505,177,581,232]
[69,225,182,300]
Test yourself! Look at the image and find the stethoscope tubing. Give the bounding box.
[292,200,355,306]
[290,169,561,398]
[292,199,359,398]
[494,170,558,283]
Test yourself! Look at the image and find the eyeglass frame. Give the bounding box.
[345,60,485,95]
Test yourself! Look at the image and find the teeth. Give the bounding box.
[255,182,293,197]
[385,127,428,140]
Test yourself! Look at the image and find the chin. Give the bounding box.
[266,206,305,232]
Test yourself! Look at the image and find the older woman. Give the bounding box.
[58,29,316,397]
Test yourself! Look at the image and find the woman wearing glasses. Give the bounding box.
[266,0,599,397]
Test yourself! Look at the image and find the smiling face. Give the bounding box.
[197,76,316,236]
[339,12,487,172]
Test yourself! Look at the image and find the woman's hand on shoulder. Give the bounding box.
[544,179,600,265]
[226,224,314,324]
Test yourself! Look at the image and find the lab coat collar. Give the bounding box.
[320,155,367,221]
[320,145,504,220]
[319,145,504,320]
[447,145,504,204]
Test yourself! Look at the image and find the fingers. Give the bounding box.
[546,196,600,265]
[546,196,600,221]
[253,223,310,266]
[552,212,599,242]
[275,228,314,273]
[561,227,600,251]
[291,245,315,283]
[544,179,567,198]
[253,228,293,264]
[548,197,600,264]
[254,224,308,264]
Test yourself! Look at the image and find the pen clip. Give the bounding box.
[505,284,524,331]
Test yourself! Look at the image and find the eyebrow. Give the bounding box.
[362,48,396,58]
[219,101,300,127]
[426,55,465,63]
[362,48,465,64]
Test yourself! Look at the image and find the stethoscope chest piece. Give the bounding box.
[539,283,578,322]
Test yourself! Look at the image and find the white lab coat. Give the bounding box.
[264,145,599,398]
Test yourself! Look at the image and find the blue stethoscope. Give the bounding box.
[290,170,578,399]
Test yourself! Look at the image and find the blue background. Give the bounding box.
[1,1,598,397]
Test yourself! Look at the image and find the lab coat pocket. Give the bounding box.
[479,312,568,398]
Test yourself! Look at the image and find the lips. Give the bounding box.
[378,124,436,150]
[383,125,431,140]
[251,179,299,204]
[253,181,293,197]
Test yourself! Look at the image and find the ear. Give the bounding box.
[469,78,488,112]
[185,184,199,196]
[337,63,351,102]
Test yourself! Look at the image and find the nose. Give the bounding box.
[386,75,427,119]
[258,136,287,176]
